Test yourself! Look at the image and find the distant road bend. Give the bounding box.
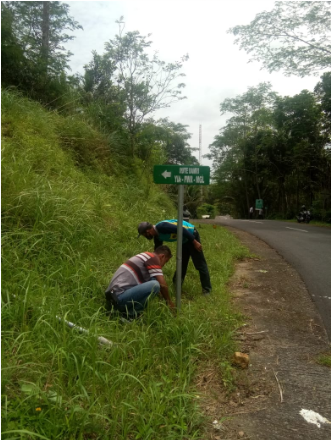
[213,217,331,340]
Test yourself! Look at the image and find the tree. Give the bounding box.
[4,1,82,76]
[273,90,327,208]
[208,83,330,218]
[315,72,331,141]
[156,119,198,165]
[83,51,117,102]
[82,51,127,135]
[103,19,188,155]
[1,3,26,86]
[209,83,278,211]
[228,1,331,77]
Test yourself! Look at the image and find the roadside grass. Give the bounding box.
[276,218,331,228]
[2,90,250,439]
[316,353,331,368]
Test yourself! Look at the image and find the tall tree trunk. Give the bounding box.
[41,2,50,73]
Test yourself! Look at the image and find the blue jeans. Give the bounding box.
[116,280,160,317]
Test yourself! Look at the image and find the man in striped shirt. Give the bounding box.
[105,245,175,318]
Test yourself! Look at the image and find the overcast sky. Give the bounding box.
[64,0,323,167]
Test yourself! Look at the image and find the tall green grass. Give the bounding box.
[2,90,249,439]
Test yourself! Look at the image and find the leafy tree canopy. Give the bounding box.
[103,19,188,134]
[315,72,331,119]
[4,1,82,75]
[228,1,331,77]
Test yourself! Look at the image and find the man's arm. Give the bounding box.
[155,274,175,310]
[157,222,202,252]
[153,236,163,250]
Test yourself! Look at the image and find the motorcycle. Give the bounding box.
[296,209,311,224]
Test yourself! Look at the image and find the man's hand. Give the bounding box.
[168,300,176,315]
[193,239,202,252]
[156,275,176,313]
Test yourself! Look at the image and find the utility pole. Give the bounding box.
[199,124,202,164]
[199,124,203,198]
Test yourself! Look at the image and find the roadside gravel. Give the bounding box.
[198,225,331,440]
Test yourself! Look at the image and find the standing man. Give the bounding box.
[105,245,175,318]
[183,206,191,221]
[249,206,253,219]
[137,219,212,295]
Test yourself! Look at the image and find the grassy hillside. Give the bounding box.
[1,90,250,439]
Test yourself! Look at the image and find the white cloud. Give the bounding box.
[64,1,323,167]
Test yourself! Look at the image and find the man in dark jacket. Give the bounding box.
[137,219,211,295]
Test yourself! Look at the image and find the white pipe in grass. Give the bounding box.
[56,316,113,347]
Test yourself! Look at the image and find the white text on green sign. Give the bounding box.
[154,165,210,185]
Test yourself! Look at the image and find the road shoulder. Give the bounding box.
[199,227,331,440]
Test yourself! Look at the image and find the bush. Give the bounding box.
[197,203,217,219]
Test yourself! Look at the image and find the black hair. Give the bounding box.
[154,245,172,259]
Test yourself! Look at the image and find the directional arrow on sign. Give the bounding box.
[162,170,171,179]
[154,165,210,185]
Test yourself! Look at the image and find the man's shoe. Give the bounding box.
[202,289,211,295]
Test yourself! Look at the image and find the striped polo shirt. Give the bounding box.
[106,252,163,297]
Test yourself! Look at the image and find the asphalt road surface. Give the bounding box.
[213,217,331,340]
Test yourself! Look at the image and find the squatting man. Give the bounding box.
[105,245,175,318]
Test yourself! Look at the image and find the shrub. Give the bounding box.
[197,203,217,219]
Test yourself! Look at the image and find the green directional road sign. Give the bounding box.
[255,199,263,209]
[154,165,210,185]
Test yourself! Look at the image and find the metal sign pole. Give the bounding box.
[176,185,184,311]
[153,165,210,311]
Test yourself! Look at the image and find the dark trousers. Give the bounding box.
[172,229,212,292]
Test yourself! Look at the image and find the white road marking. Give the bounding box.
[300,409,331,428]
[239,220,263,223]
[286,227,308,233]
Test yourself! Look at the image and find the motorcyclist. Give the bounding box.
[297,205,311,223]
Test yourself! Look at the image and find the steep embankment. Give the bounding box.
[1,89,175,307]
[1,90,249,439]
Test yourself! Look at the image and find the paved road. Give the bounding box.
[213,218,331,340]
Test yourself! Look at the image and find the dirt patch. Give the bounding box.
[198,227,331,440]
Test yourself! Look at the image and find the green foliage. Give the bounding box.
[1,3,26,87]
[1,2,82,106]
[315,71,331,140]
[316,353,331,368]
[5,1,82,75]
[229,1,331,77]
[54,115,114,173]
[208,80,331,218]
[2,90,249,439]
[207,82,279,216]
[197,204,217,219]
[156,118,198,165]
[82,21,189,157]
[104,23,188,123]
[2,3,193,167]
